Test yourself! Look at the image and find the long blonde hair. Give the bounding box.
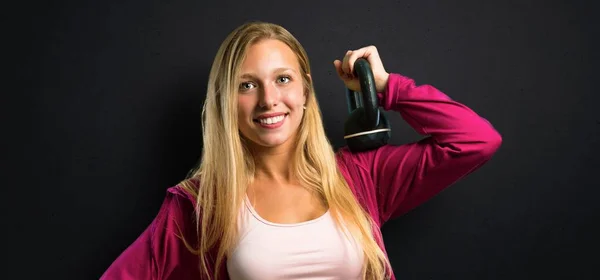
[179,21,392,279]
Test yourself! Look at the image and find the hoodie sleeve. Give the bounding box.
[350,73,502,224]
[100,187,202,280]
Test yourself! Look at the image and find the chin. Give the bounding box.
[240,122,300,149]
[256,136,290,148]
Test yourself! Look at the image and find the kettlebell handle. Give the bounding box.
[345,58,380,128]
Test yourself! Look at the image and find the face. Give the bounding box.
[237,39,308,150]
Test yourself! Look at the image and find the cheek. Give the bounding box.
[237,97,255,131]
[237,96,254,116]
[282,85,306,108]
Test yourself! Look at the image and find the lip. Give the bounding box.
[254,112,288,120]
[253,112,288,129]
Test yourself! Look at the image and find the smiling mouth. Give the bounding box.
[253,113,289,125]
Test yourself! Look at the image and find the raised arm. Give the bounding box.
[351,73,502,223]
[100,187,202,280]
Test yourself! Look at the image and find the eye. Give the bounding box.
[277,76,291,84]
[239,82,256,91]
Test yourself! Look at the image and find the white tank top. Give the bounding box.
[226,195,365,279]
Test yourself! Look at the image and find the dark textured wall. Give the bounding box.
[6,0,599,279]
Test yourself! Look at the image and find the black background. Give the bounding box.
[5,0,599,279]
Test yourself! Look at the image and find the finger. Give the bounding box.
[362,46,380,68]
[346,46,372,74]
[349,46,378,71]
[333,60,346,79]
[347,50,360,74]
[347,51,363,75]
[341,50,352,75]
[341,54,356,80]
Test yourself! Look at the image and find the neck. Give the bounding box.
[248,139,297,184]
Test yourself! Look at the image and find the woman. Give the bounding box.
[101,21,502,280]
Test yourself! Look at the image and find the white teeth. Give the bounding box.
[258,115,285,124]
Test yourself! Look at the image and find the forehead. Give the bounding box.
[240,39,300,72]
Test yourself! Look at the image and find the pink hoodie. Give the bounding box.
[101,73,502,280]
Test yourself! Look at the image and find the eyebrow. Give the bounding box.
[240,67,297,79]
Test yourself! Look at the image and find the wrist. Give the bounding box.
[377,72,390,92]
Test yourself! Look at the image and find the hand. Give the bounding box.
[333,45,390,93]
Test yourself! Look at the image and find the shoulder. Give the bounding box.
[166,176,200,204]
[149,177,202,239]
[334,145,382,172]
[154,177,201,222]
[334,145,377,193]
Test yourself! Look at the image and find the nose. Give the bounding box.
[258,82,280,109]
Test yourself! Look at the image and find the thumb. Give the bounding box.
[333,60,351,80]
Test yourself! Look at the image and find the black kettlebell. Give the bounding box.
[343,58,391,153]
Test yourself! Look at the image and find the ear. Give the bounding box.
[304,73,311,101]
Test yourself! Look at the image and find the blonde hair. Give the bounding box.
[179,21,392,279]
